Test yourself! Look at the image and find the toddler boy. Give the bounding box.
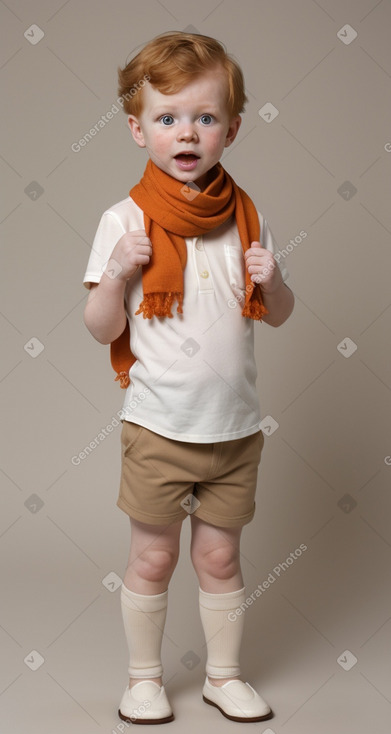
[83,31,294,724]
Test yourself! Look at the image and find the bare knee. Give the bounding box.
[191,545,239,581]
[133,547,179,584]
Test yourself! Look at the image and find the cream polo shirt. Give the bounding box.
[84,196,289,443]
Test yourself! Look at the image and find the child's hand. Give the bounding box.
[244,241,283,294]
[109,230,152,282]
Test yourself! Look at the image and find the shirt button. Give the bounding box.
[200,270,209,279]
[195,241,204,251]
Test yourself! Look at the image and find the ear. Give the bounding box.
[127,115,146,148]
[224,115,242,147]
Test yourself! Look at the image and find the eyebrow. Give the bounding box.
[152,105,220,114]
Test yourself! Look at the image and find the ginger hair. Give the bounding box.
[117,31,248,119]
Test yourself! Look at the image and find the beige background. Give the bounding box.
[1,1,390,732]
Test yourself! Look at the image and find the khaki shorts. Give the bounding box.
[117,421,264,528]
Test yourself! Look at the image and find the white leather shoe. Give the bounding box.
[118,680,174,724]
[202,677,273,722]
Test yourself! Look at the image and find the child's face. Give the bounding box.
[127,67,242,190]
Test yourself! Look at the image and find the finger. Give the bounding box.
[137,244,152,256]
[137,253,152,265]
[135,236,151,247]
[245,240,263,258]
[246,253,268,268]
[130,229,148,237]
[129,230,151,246]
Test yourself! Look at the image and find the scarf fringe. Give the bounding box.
[135,292,184,319]
[115,371,131,389]
[242,298,269,321]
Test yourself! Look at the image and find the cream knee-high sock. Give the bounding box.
[121,583,168,679]
[198,586,246,678]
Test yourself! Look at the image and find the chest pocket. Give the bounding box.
[224,243,246,301]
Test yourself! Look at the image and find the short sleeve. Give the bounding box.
[258,212,289,283]
[83,211,127,289]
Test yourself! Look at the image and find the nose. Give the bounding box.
[177,122,198,142]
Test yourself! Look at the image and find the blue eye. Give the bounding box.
[160,115,174,125]
[200,114,213,125]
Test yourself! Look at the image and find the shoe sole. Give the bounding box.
[118,709,174,725]
[202,695,273,723]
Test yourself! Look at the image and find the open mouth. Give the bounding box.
[174,153,200,162]
[174,153,200,171]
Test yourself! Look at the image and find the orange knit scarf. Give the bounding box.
[110,159,268,388]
